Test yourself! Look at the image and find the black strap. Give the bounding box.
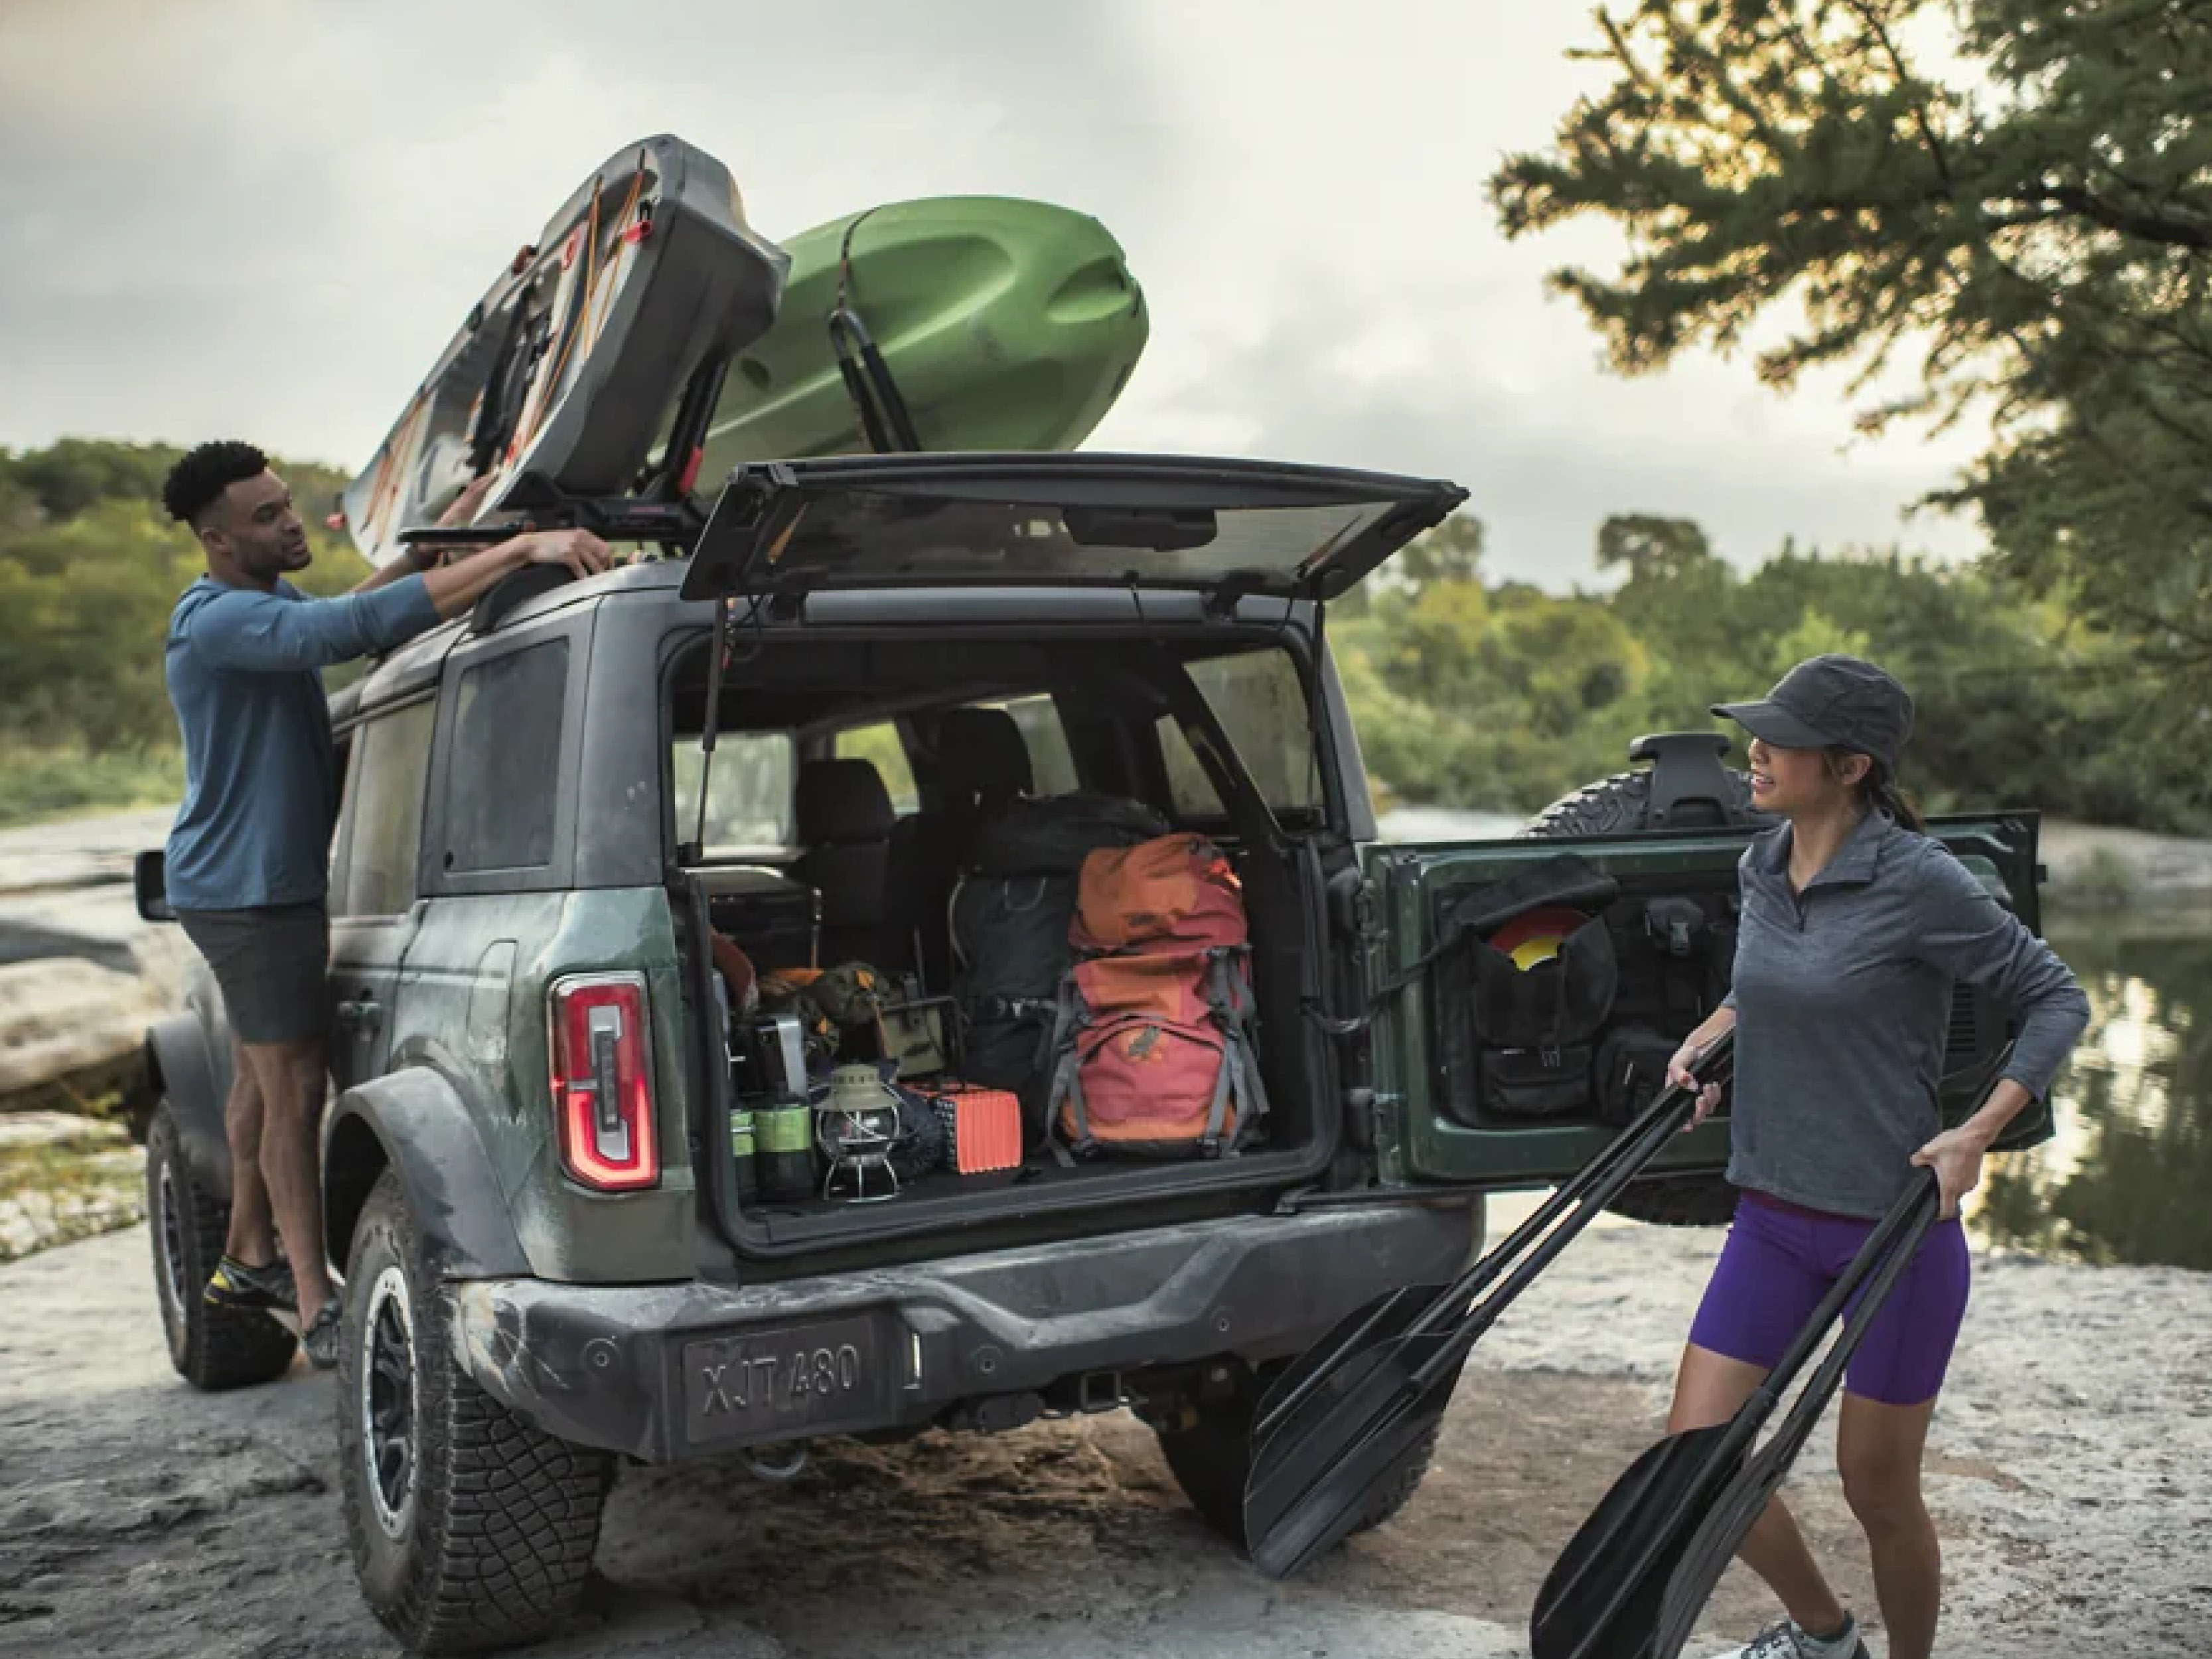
[828,208,922,454]
[1309,859,1621,1038]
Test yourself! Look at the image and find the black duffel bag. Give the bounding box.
[950,793,1169,1134]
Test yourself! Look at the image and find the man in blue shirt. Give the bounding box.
[159,439,609,1367]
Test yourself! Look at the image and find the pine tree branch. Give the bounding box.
[1842,0,1956,190]
[2041,183,2212,250]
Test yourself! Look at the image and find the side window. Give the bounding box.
[1158,650,1320,818]
[672,733,797,855]
[444,639,569,873]
[326,730,356,882]
[336,700,438,916]
[990,695,1080,794]
[834,723,920,815]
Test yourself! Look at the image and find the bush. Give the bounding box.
[0,743,181,830]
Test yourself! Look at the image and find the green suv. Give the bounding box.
[132,453,2051,1654]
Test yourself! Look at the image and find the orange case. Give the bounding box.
[921,1082,1023,1175]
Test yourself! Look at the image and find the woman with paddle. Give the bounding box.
[1662,654,2089,1659]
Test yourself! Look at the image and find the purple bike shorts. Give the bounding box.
[1687,1188,1970,1407]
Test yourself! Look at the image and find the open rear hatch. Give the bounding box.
[681,453,1470,609]
[670,453,1470,1262]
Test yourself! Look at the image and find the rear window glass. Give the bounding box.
[445,639,567,873]
[834,723,920,815]
[1159,650,1320,817]
[988,695,1080,795]
[672,733,796,854]
[338,700,437,915]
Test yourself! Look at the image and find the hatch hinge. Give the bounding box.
[1201,571,1286,624]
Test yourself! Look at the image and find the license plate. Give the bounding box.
[680,1313,889,1448]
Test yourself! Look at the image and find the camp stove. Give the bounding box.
[813,1064,905,1203]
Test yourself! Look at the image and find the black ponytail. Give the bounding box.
[1867,765,1925,833]
[1826,750,1925,831]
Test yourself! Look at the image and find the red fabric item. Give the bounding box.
[1072,834,1247,953]
[1063,1015,1246,1151]
[709,932,757,1011]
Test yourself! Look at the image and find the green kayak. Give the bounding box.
[698,195,1148,472]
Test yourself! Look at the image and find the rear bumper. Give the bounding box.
[449,1200,1482,1463]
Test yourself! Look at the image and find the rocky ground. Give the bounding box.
[1,1209,2204,1659]
[0,1113,142,1263]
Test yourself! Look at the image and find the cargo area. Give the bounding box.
[660,621,1349,1252]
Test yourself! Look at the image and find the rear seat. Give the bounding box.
[881,707,1035,987]
[790,758,895,967]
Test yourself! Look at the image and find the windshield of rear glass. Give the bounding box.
[670,733,796,855]
[1161,647,1323,818]
[762,491,1392,589]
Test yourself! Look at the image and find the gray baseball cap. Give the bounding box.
[1712,654,1914,772]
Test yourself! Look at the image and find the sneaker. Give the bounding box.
[1705,1616,1870,1659]
[204,1253,297,1313]
[301,1300,344,1371]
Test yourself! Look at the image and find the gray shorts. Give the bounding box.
[176,903,332,1046]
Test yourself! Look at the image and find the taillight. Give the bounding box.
[549,973,659,1192]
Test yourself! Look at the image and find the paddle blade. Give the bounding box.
[1244,1324,1460,1559]
[1250,1281,1448,1450]
[1245,1356,1461,1579]
[1649,1437,1795,1658]
[1530,1425,1743,1659]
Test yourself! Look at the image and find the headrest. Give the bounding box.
[795,759,895,845]
[936,707,1034,805]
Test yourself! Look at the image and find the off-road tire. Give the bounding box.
[1523,765,1760,839]
[1155,1362,1440,1551]
[337,1170,612,1655]
[1524,768,1753,1229]
[145,1102,299,1390]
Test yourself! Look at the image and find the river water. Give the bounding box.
[1377,808,2212,1273]
[1974,913,2212,1272]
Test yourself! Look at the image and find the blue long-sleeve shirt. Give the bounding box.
[163,574,444,912]
[1720,810,2092,1217]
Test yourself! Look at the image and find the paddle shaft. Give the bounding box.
[1398,1035,1735,1391]
[1247,1032,1732,1458]
[1641,1167,1941,1536]
[1557,1173,1945,1659]
[1646,1172,1946,1659]
[1426,1030,1733,1338]
[1737,1165,1943,1426]
[1735,1045,2004,1420]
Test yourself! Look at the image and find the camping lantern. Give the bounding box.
[813,1063,905,1203]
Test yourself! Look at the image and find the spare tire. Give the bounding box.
[1524,764,1760,839]
[1522,760,1756,1228]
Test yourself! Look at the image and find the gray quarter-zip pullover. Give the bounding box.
[1722,810,2090,1219]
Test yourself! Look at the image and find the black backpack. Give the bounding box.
[949,794,1169,1134]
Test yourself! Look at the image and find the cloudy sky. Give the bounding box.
[0,0,1986,589]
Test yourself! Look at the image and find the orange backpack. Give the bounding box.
[1044,834,1268,1160]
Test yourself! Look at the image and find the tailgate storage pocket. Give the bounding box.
[1442,912,1618,1124]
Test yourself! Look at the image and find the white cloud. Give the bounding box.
[0,0,1989,586]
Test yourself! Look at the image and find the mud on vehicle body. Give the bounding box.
[133,456,2053,1654]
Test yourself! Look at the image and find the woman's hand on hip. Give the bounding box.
[1911,1126,1991,1219]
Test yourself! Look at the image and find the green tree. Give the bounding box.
[1489,1,2212,709]
[0,439,373,778]
[1766,607,1872,680]
[1391,510,1487,593]
[1595,512,1746,715]
[1596,513,1710,583]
